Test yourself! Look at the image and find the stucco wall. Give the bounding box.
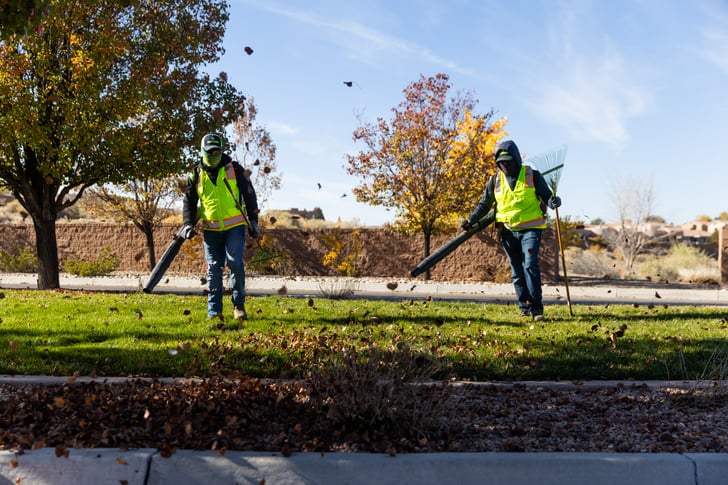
[0,223,560,283]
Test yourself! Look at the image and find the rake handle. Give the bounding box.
[553,205,573,316]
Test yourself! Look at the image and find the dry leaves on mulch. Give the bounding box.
[2,378,728,455]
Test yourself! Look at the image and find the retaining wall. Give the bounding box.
[0,223,560,283]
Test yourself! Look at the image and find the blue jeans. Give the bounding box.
[203,225,247,317]
[500,228,543,315]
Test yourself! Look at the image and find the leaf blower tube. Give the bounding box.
[142,224,190,293]
[410,208,496,278]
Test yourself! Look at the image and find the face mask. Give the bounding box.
[202,150,222,168]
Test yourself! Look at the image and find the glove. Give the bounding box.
[547,196,561,209]
[460,219,472,231]
[180,224,196,240]
[248,221,259,238]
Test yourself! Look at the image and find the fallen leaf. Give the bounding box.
[159,445,175,458]
[117,456,128,465]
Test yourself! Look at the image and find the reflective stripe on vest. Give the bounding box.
[195,163,247,231]
[494,165,547,230]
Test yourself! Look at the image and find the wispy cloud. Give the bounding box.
[697,1,728,74]
[267,121,299,136]
[249,2,473,76]
[701,27,728,74]
[529,50,651,146]
[524,6,651,147]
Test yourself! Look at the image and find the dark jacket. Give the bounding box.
[465,140,553,226]
[182,153,259,228]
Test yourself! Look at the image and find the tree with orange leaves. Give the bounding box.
[345,73,507,279]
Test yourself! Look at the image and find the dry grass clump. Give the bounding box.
[565,247,621,278]
[307,342,455,444]
[637,243,718,284]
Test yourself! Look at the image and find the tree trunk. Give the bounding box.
[423,229,432,280]
[143,222,157,270]
[33,217,60,289]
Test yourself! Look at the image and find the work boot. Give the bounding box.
[234,306,248,320]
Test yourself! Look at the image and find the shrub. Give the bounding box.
[246,233,286,275]
[321,227,362,277]
[307,340,454,438]
[564,247,620,278]
[317,277,358,299]
[638,243,718,284]
[0,246,38,272]
[64,245,120,277]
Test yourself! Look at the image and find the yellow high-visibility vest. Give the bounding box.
[494,165,546,230]
[195,164,246,231]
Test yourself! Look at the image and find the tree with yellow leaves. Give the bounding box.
[345,73,507,279]
[0,0,246,289]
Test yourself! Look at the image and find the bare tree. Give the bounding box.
[231,97,281,211]
[606,176,660,274]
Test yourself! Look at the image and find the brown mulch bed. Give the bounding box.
[2,378,728,455]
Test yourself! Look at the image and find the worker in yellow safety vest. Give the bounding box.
[182,133,259,322]
[462,140,561,321]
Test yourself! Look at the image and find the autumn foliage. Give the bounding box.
[0,0,245,288]
[345,73,507,276]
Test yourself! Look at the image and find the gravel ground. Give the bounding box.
[2,379,728,454]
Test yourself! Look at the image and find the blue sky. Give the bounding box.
[208,0,728,226]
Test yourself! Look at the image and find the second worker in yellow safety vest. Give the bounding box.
[462,140,561,321]
[182,133,259,322]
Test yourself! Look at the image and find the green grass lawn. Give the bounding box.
[2,289,728,381]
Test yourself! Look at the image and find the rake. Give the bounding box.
[524,145,573,316]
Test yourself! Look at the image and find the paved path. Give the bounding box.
[1,272,728,484]
[2,272,727,306]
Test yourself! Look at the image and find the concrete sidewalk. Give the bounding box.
[2,272,727,305]
[2,448,728,485]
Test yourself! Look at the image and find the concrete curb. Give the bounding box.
[0,448,154,485]
[3,449,728,485]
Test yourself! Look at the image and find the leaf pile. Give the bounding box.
[2,378,728,454]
